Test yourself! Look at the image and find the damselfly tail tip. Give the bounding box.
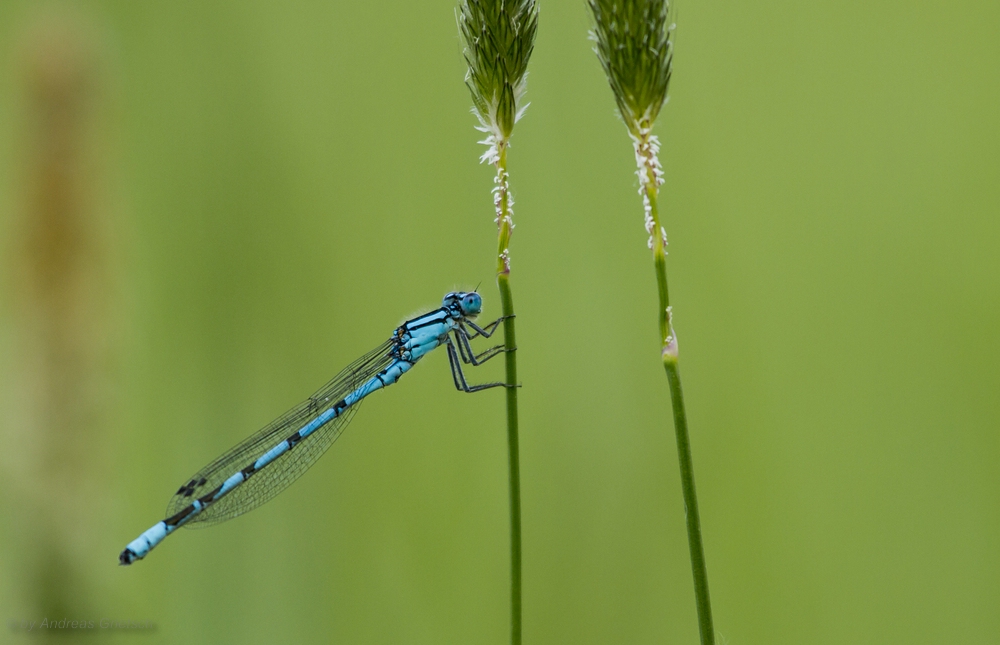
[119,548,138,566]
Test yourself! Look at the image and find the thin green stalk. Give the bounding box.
[494,146,522,645]
[457,2,536,639]
[664,360,712,645]
[589,0,716,638]
[498,272,521,644]
[643,156,714,645]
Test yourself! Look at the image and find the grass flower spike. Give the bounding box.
[589,2,717,645]
[459,0,538,165]
[590,0,675,261]
[458,1,537,643]
[459,0,538,274]
[589,0,673,134]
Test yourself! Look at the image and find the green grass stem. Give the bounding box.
[494,146,522,645]
[498,271,521,644]
[457,2,535,638]
[588,0,716,637]
[643,156,715,645]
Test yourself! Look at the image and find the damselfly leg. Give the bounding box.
[455,315,515,365]
[463,314,513,339]
[445,335,513,392]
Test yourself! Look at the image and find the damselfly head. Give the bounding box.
[443,291,483,318]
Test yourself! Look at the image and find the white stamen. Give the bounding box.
[630,126,667,254]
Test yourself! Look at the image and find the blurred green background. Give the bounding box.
[1,1,998,643]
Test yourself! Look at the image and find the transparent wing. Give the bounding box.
[165,339,395,527]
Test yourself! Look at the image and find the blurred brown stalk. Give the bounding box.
[3,11,117,627]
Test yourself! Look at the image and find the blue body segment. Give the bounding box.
[120,291,503,565]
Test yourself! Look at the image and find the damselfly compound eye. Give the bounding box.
[462,293,483,315]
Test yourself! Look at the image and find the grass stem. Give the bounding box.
[644,152,714,645]
[457,0,535,633]
[498,271,521,644]
[494,146,522,645]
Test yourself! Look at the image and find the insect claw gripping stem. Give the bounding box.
[446,338,510,393]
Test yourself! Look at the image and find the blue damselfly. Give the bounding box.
[120,291,509,565]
